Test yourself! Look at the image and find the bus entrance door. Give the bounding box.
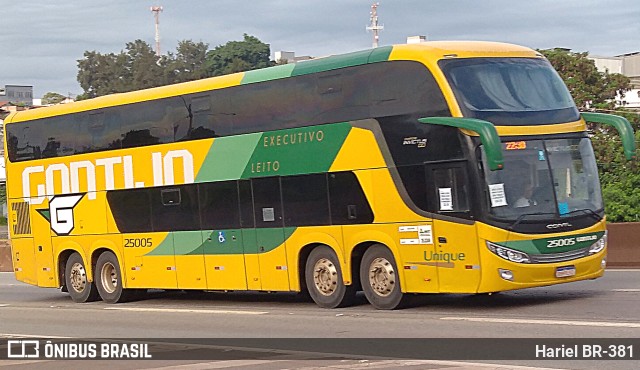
[432,220,480,293]
[428,163,481,293]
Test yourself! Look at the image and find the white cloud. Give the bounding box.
[1,0,638,97]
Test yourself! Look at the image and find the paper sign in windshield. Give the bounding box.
[489,183,508,207]
[438,188,453,211]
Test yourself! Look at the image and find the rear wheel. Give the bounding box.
[95,251,141,303]
[305,246,355,308]
[360,244,406,310]
[65,252,99,303]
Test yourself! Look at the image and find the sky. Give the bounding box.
[1,0,639,98]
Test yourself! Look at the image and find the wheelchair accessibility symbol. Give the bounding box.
[218,231,226,243]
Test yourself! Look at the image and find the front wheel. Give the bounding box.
[360,244,406,310]
[95,251,141,303]
[305,246,356,308]
[65,252,99,303]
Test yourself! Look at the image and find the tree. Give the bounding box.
[41,92,67,105]
[206,34,273,76]
[539,48,630,109]
[77,35,273,99]
[169,40,210,83]
[541,48,639,222]
[124,40,167,90]
[77,51,126,99]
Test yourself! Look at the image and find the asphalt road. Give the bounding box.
[0,270,639,369]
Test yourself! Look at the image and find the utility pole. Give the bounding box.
[366,3,383,48]
[150,6,163,56]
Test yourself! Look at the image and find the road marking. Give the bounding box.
[441,317,640,328]
[103,307,268,315]
[146,359,561,370]
[0,333,70,339]
[146,360,285,369]
[0,360,51,367]
[612,289,640,292]
[0,304,9,307]
[607,269,640,272]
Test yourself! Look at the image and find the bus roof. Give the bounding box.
[6,41,540,124]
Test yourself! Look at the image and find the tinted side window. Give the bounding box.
[238,180,255,228]
[328,172,374,224]
[6,124,40,161]
[175,92,235,141]
[151,185,200,231]
[121,97,188,148]
[396,165,428,211]
[76,111,122,153]
[39,116,78,159]
[107,189,152,233]
[252,177,283,228]
[282,174,330,226]
[426,165,470,215]
[199,181,241,229]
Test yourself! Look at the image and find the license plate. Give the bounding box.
[555,265,576,278]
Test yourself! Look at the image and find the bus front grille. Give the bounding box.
[530,247,591,264]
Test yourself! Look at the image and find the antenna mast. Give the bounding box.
[150,6,163,56]
[366,3,384,48]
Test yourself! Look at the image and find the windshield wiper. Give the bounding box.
[508,212,557,231]
[562,208,603,221]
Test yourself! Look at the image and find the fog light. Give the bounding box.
[601,258,607,269]
[498,268,514,281]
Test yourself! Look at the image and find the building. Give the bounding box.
[591,53,640,109]
[0,85,34,106]
[274,51,313,64]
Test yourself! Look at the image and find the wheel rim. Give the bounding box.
[368,257,396,297]
[313,258,339,296]
[70,262,87,293]
[100,262,118,294]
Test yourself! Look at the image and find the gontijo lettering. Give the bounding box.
[21,149,194,204]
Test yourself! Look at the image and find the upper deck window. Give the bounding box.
[440,58,580,125]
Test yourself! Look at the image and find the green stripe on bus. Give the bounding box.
[146,228,297,256]
[290,46,393,76]
[241,64,296,84]
[240,122,351,178]
[195,133,262,182]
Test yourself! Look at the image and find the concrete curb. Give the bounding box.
[0,241,11,273]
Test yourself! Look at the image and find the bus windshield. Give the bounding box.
[440,58,580,125]
[482,138,603,220]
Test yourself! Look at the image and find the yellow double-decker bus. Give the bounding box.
[4,41,635,309]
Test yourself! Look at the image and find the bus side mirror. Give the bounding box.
[418,117,504,171]
[581,112,637,160]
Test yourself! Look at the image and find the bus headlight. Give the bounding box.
[486,241,531,264]
[589,231,607,255]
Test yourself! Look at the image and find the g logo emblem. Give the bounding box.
[49,194,84,235]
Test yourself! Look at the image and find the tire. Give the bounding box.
[95,251,140,303]
[360,244,406,310]
[65,252,99,303]
[305,246,356,308]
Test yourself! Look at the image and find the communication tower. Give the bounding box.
[366,3,384,48]
[150,6,163,56]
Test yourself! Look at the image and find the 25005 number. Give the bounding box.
[547,238,576,248]
[124,238,153,248]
